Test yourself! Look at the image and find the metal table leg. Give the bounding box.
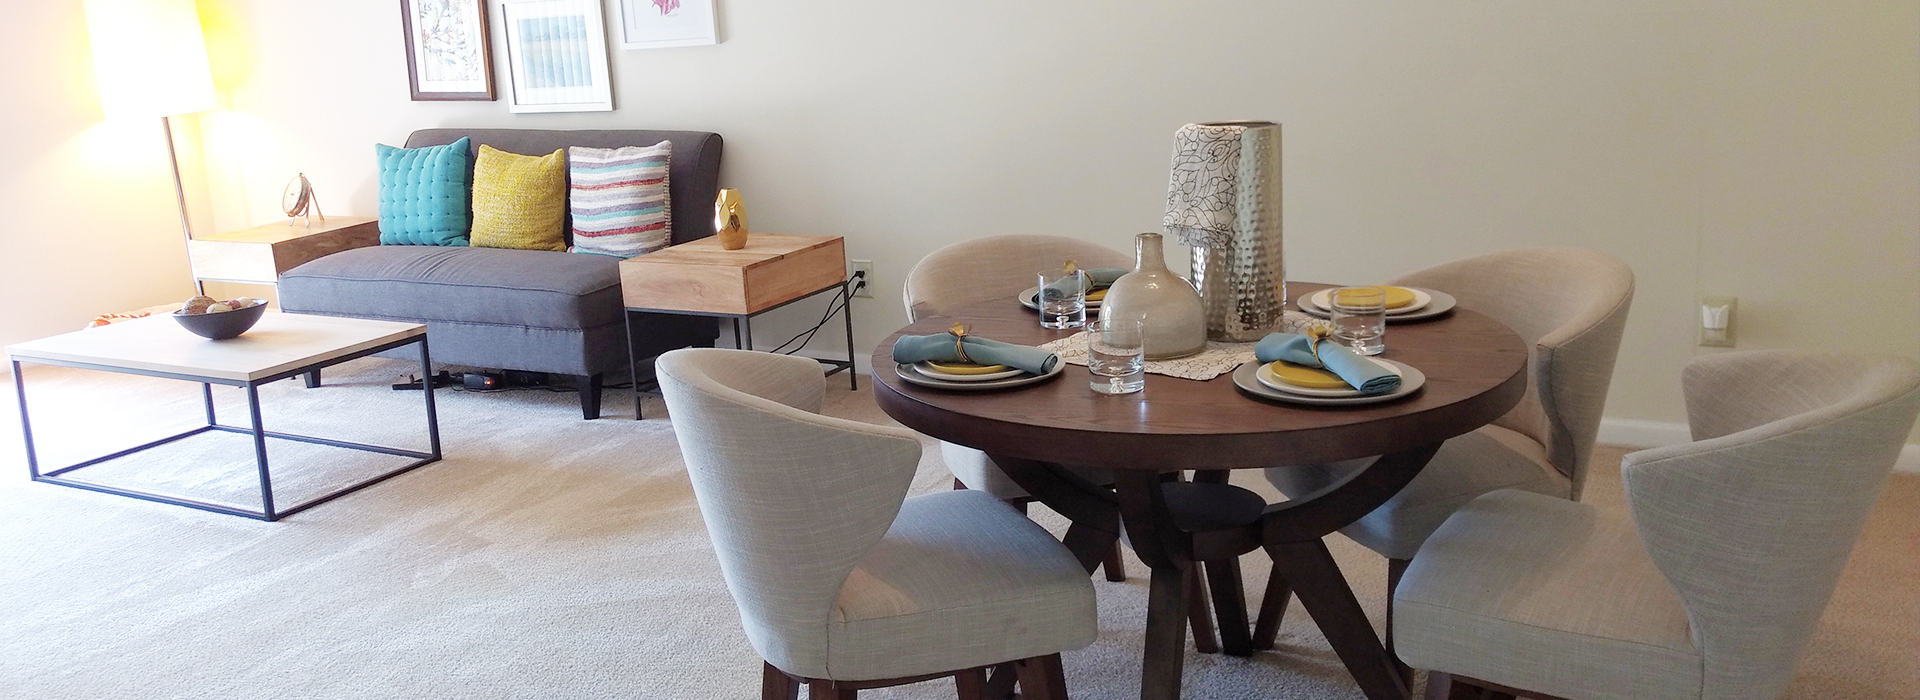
[842,281,858,390]
[245,383,277,520]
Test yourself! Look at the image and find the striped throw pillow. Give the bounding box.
[568,142,672,257]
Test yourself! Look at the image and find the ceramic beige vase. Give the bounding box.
[714,188,748,250]
[1098,232,1207,359]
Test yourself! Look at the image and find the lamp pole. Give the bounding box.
[160,115,204,297]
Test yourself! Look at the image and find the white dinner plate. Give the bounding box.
[911,362,1027,382]
[1297,288,1457,323]
[895,360,1065,391]
[1232,359,1426,406]
[1256,358,1404,397]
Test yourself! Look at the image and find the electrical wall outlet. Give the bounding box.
[1700,295,1736,347]
[849,259,873,298]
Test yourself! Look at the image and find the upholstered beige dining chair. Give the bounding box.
[1395,350,1920,700]
[657,348,1096,700]
[1256,248,1634,649]
[904,234,1135,579]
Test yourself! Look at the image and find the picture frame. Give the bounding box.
[500,0,615,113]
[399,0,496,101]
[615,0,718,50]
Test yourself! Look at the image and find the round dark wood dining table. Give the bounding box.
[871,282,1528,700]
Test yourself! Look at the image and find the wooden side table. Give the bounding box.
[187,216,381,286]
[619,234,856,418]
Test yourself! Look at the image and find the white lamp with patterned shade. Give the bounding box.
[83,0,218,294]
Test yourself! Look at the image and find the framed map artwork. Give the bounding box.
[399,0,495,101]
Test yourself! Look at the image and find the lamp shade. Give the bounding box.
[83,0,217,120]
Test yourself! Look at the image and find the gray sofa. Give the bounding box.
[279,128,723,419]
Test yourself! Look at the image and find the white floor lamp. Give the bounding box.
[83,0,219,296]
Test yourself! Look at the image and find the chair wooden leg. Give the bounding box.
[807,679,857,699]
[1185,565,1221,654]
[954,667,988,700]
[1387,557,1411,685]
[1253,560,1291,650]
[1205,558,1254,656]
[1101,541,1128,582]
[1013,654,1068,700]
[760,662,799,700]
[577,373,603,420]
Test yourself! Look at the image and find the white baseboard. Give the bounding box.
[1600,417,1920,474]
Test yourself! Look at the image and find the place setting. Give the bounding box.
[1296,284,1456,322]
[890,323,1065,391]
[1019,262,1128,329]
[1230,326,1427,406]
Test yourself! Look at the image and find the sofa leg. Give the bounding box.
[304,370,321,388]
[578,373,603,420]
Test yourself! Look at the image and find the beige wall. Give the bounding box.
[5,1,1916,438]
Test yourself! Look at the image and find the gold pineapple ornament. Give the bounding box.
[714,188,748,250]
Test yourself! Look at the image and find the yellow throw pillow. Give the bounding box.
[470,145,567,251]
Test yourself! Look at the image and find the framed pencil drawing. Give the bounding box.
[501,0,615,113]
[615,0,718,50]
[399,0,495,101]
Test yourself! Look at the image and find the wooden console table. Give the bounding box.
[619,234,856,419]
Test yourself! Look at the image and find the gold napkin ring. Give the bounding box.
[949,323,973,364]
[1305,323,1335,366]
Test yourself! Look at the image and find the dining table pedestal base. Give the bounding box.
[995,443,1443,700]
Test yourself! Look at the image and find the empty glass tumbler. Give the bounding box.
[1329,286,1387,356]
[1087,316,1146,394]
[1037,270,1088,330]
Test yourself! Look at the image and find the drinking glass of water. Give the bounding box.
[1329,286,1387,356]
[1088,316,1146,394]
[1037,270,1088,330]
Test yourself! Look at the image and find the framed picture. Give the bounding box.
[500,0,615,113]
[399,0,496,101]
[615,0,718,50]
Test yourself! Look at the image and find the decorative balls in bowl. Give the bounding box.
[172,296,269,340]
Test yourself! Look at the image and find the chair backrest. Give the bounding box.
[1392,248,1634,497]
[656,348,922,678]
[903,234,1134,321]
[1623,351,1920,700]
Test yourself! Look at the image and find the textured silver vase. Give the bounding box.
[1098,233,1207,360]
[1162,121,1285,342]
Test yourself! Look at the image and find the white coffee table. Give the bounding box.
[6,311,441,521]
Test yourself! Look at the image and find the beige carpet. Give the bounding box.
[0,357,1912,699]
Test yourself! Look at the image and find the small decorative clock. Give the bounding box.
[283,173,325,227]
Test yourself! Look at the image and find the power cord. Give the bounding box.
[768,274,862,356]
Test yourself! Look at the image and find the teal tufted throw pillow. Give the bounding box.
[376,137,472,246]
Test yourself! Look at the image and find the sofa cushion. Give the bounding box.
[376,137,471,246]
[470,145,568,252]
[278,246,623,330]
[569,142,672,258]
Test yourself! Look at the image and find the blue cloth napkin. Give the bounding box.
[1253,333,1401,394]
[892,333,1057,376]
[1040,268,1129,299]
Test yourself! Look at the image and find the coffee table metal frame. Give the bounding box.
[10,335,442,522]
[623,278,857,419]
